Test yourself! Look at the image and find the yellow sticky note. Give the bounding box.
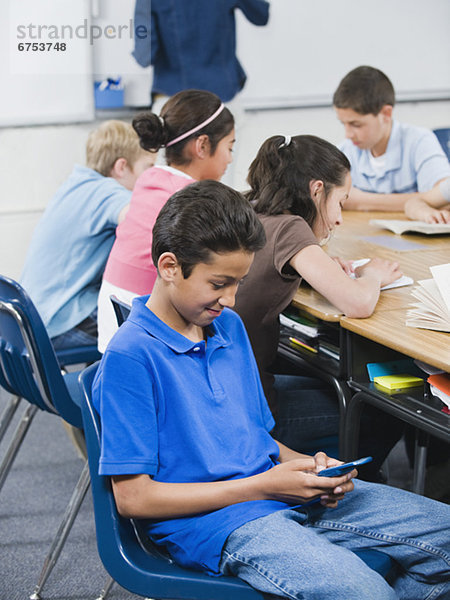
[373,374,423,391]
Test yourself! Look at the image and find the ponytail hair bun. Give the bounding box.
[132,111,169,152]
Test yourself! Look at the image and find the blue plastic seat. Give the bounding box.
[0,274,92,600]
[79,362,264,599]
[79,363,396,599]
[55,344,101,368]
[433,127,450,160]
[109,294,131,327]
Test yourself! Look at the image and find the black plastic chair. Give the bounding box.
[433,127,450,160]
[0,275,93,600]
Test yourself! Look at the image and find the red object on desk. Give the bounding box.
[427,373,450,395]
[427,373,450,413]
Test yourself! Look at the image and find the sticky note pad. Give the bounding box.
[373,374,424,391]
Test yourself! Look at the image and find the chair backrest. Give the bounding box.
[109,295,131,327]
[79,364,264,600]
[433,127,450,160]
[0,275,82,427]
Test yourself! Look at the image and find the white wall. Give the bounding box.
[1,99,449,281]
[238,0,450,109]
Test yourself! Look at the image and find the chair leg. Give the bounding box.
[0,403,38,493]
[95,575,115,600]
[29,461,91,600]
[0,395,22,444]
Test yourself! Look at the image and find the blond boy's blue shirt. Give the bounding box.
[20,165,130,338]
[339,120,450,194]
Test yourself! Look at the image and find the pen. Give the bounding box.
[289,336,318,353]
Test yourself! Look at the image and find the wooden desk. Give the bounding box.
[281,211,450,490]
[341,309,450,373]
[342,308,449,492]
[292,211,450,319]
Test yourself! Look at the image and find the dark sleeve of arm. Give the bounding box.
[132,0,153,67]
[235,0,270,25]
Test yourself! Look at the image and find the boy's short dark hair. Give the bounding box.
[333,66,395,115]
[152,180,266,278]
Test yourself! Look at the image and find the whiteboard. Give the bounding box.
[1,0,94,127]
[92,0,152,107]
[237,0,450,109]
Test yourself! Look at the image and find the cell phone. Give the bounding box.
[318,456,373,477]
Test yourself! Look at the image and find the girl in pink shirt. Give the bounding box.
[97,90,235,351]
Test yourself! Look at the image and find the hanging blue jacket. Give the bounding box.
[132,0,270,102]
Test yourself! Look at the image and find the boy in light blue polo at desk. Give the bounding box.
[333,65,450,212]
[92,179,450,600]
[20,120,154,351]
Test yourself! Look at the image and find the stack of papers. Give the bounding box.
[279,313,318,338]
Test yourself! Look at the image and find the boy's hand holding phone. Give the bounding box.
[262,454,369,509]
[316,456,372,507]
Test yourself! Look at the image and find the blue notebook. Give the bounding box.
[366,359,423,382]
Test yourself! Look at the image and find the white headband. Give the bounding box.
[165,103,226,147]
[278,135,292,149]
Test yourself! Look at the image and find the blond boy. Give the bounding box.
[21,120,155,350]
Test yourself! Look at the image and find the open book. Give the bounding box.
[406,263,450,332]
[370,219,450,235]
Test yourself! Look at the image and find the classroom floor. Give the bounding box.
[0,388,143,600]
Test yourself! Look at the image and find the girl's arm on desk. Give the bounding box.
[290,245,402,318]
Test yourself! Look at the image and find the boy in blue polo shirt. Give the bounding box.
[93,180,450,599]
[333,66,450,211]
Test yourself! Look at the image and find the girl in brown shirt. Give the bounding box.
[235,135,403,477]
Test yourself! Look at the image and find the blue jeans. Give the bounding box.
[271,374,340,458]
[51,309,97,350]
[220,479,450,599]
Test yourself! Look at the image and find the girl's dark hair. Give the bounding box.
[247,135,350,228]
[152,180,265,278]
[132,89,234,166]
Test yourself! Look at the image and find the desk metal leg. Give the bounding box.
[327,377,352,460]
[412,431,428,495]
[345,390,433,494]
[343,391,364,461]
